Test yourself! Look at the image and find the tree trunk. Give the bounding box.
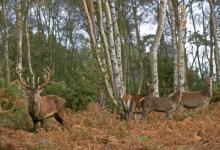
[16,0,23,70]
[83,0,117,105]
[2,0,10,86]
[96,0,115,95]
[168,0,178,91]
[25,3,35,88]
[150,0,167,97]
[104,0,123,99]
[209,0,220,85]
[109,0,125,96]
[177,5,187,90]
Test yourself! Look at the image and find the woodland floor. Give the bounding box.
[1,102,220,150]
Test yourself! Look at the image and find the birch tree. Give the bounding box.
[104,0,124,99]
[96,0,115,95]
[209,0,220,85]
[1,0,10,86]
[25,1,35,88]
[109,0,125,96]
[83,0,117,104]
[150,0,167,97]
[177,5,187,90]
[16,0,23,70]
[168,0,178,91]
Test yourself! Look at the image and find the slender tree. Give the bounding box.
[168,0,178,91]
[1,0,10,85]
[25,1,35,87]
[104,0,124,99]
[109,0,125,96]
[83,0,117,104]
[209,0,220,85]
[150,0,167,97]
[177,5,187,90]
[16,0,23,70]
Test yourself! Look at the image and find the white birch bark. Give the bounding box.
[103,0,123,99]
[2,0,10,85]
[83,0,117,104]
[209,0,220,85]
[177,5,187,90]
[150,0,167,97]
[25,6,35,88]
[16,0,23,71]
[168,0,178,91]
[109,0,125,96]
[97,0,115,95]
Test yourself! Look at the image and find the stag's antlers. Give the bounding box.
[15,67,53,90]
[15,67,32,89]
[37,67,53,90]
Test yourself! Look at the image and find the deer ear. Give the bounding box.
[38,88,44,94]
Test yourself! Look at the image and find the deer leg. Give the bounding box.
[40,119,49,131]
[141,108,150,121]
[175,104,183,112]
[166,111,172,119]
[166,108,176,119]
[54,113,64,126]
[32,120,38,132]
[128,100,136,120]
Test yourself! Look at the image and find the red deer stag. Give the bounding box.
[16,67,66,131]
[170,76,213,109]
[141,89,182,120]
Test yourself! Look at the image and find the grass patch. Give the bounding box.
[0,106,32,129]
[32,139,54,150]
[137,136,150,142]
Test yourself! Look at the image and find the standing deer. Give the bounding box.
[16,67,66,131]
[179,76,213,108]
[121,94,143,121]
[141,89,182,120]
[121,80,156,121]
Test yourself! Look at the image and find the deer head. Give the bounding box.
[15,67,52,102]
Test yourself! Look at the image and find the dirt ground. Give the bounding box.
[1,102,220,150]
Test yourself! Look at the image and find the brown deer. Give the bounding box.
[121,81,156,121]
[140,89,182,120]
[170,76,213,109]
[121,94,143,121]
[15,67,66,131]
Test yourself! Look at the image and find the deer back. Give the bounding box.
[141,91,181,112]
[181,91,209,107]
[38,95,66,119]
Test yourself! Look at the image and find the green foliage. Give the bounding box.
[158,48,174,96]
[0,79,6,88]
[188,31,210,46]
[0,104,32,129]
[0,98,14,110]
[137,136,150,142]
[186,70,205,91]
[5,84,23,99]
[44,81,71,100]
